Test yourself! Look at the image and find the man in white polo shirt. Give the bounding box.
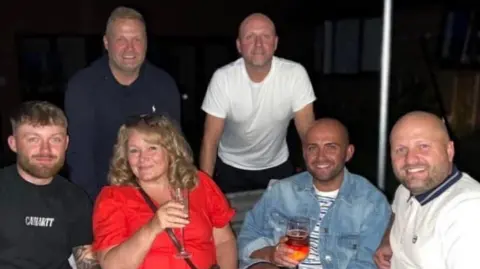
[374,111,480,269]
[200,13,316,193]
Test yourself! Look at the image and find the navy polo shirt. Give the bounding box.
[64,55,181,199]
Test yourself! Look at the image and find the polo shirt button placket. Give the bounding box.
[401,199,416,245]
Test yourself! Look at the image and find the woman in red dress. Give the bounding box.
[92,114,237,269]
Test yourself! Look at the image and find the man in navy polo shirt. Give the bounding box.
[64,6,181,199]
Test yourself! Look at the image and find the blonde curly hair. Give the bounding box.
[108,114,198,190]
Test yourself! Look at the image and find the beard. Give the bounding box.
[246,55,272,68]
[17,153,64,179]
[397,168,448,195]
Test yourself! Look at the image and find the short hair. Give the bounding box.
[105,6,145,35]
[10,101,68,132]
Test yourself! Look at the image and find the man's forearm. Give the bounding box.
[73,245,100,269]
[294,103,315,143]
[248,263,279,269]
[250,246,275,263]
[382,214,395,244]
[199,140,218,176]
[297,119,313,143]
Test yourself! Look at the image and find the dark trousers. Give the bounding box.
[214,158,294,193]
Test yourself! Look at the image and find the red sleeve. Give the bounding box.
[199,172,236,228]
[92,187,129,251]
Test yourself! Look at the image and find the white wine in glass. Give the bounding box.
[170,186,191,259]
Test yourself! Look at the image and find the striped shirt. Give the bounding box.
[299,189,338,269]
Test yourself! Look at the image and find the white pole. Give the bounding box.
[377,0,393,191]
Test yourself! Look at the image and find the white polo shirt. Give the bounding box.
[201,56,316,170]
[390,167,480,269]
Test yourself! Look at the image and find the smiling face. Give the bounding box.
[126,129,169,183]
[103,18,147,76]
[303,119,354,191]
[8,124,68,183]
[390,112,454,195]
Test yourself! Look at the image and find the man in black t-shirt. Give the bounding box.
[0,101,99,269]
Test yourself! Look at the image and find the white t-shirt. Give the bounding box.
[390,170,480,269]
[299,188,338,269]
[201,56,316,170]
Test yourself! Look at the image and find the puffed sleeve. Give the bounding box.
[199,172,235,228]
[92,186,129,251]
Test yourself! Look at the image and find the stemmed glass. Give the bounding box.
[170,186,191,259]
[285,217,310,268]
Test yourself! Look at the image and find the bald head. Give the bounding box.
[390,111,455,195]
[390,111,450,143]
[236,13,278,69]
[303,118,354,191]
[306,118,350,146]
[238,13,276,38]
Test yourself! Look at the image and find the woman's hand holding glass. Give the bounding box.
[170,187,191,259]
[149,200,189,233]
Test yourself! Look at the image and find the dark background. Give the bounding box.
[1,0,480,199]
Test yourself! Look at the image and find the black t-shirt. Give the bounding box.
[0,165,93,269]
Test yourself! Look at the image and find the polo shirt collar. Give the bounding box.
[413,165,461,206]
[100,54,147,84]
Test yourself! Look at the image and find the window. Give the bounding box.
[315,17,383,75]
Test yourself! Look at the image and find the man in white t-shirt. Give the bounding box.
[238,118,391,269]
[374,111,480,269]
[200,13,316,193]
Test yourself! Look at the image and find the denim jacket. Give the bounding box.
[237,169,392,269]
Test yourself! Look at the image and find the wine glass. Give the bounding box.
[285,217,310,268]
[170,186,191,259]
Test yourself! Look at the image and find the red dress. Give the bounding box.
[92,171,235,269]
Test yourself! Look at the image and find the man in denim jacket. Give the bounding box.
[237,118,391,269]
